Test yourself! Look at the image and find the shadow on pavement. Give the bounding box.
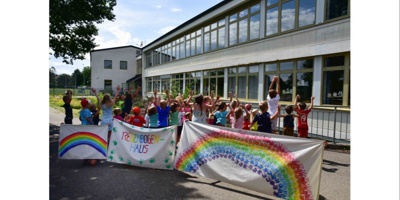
[323,159,350,167]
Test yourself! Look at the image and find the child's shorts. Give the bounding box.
[297,127,309,138]
[283,127,294,136]
[270,118,278,131]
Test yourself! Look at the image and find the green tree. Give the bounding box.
[49,0,116,64]
[82,66,91,86]
[49,67,57,88]
[71,69,83,87]
[56,74,72,88]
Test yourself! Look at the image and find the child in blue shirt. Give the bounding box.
[213,101,229,126]
[79,99,94,125]
[250,101,280,133]
[154,89,171,128]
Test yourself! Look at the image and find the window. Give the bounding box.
[204,20,225,52]
[172,74,184,93]
[120,61,127,70]
[161,75,171,92]
[228,66,259,100]
[203,69,224,96]
[326,0,349,20]
[136,59,142,74]
[104,80,112,90]
[104,60,112,69]
[152,77,160,92]
[322,54,350,105]
[185,71,201,93]
[146,77,152,92]
[266,0,316,37]
[230,2,261,46]
[145,52,152,67]
[264,58,314,102]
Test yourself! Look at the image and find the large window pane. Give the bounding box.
[230,13,237,22]
[204,33,210,52]
[172,46,176,61]
[186,41,190,57]
[176,45,180,60]
[326,0,348,20]
[249,14,260,40]
[211,30,217,51]
[196,37,201,54]
[266,6,278,36]
[280,62,294,71]
[297,72,313,103]
[248,75,258,99]
[147,80,152,92]
[250,3,260,13]
[218,27,225,48]
[217,77,224,97]
[281,0,296,32]
[279,73,293,101]
[239,9,248,18]
[297,59,314,69]
[228,77,236,95]
[239,18,248,43]
[299,0,316,27]
[229,23,237,46]
[323,70,344,105]
[210,78,216,94]
[105,60,112,69]
[237,76,247,98]
[180,43,185,59]
[195,79,201,93]
[203,78,209,95]
[265,63,277,71]
[191,39,196,56]
[264,74,276,99]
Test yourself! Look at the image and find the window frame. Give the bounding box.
[104,60,112,69]
[324,0,350,22]
[228,65,259,101]
[104,79,112,90]
[120,61,128,70]
[203,68,225,96]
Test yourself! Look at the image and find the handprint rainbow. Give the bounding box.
[174,129,313,200]
[59,132,107,157]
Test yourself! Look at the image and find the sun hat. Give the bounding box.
[80,99,89,107]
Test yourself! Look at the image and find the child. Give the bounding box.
[113,108,124,121]
[226,105,245,129]
[184,112,192,122]
[267,76,280,134]
[189,90,215,124]
[250,101,280,133]
[277,105,299,136]
[294,95,315,138]
[99,85,121,140]
[128,107,146,127]
[181,100,191,124]
[147,106,158,128]
[229,92,241,110]
[79,99,94,125]
[90,88,101,125]
[242,104,252,130]
[213,101,229,126]
[61,90,73,124]
[250,109,259,131]
[169,101,181,127]
[120,86,141,119]
[154,89,171,128]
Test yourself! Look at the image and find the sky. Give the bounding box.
[49,0,224,75]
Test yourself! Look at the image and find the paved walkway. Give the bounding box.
[50,107,350,200]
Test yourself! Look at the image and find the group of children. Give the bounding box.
[62,77,317,165]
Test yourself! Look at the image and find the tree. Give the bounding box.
[82,66,91,86]
[71,69,83,87]
[49,67,57,88]
[49,0,116,64]
[57,74,72,88]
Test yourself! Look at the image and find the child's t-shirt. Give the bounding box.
[113,115,124,121]
[128,115,146,127]
[214,111,229,126]
[80,108,92,125]
[157,105,171,127]
[296,108,311,128]
[62,103,73,120]
[252,112,272,133]
[230,115,244,129]
[169,111,179,126]
[149,113,159,128]
[283,114,295,128]
[267,94,280,115]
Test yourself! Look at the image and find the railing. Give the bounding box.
[276,104,350,144]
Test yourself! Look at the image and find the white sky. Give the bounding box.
[48,0,223,75]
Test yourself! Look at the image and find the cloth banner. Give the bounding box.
[174,122,324,200]
[59,124,108,159]
[106,119,177,170]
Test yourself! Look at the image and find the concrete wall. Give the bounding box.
[91,47,139,93]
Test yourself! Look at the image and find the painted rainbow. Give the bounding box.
[59,132,107,157]
[175,129,313,200]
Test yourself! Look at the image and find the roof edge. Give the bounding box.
[91,45,141,53]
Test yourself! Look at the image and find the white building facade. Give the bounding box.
[141,0,350,107]
[90,45,141,94]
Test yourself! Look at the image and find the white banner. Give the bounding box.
[106,119,177,170]
[174,122,324,200]
[59,124,108,159]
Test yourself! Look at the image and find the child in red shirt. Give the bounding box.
[128,107,146,127]
[294,95,314,138]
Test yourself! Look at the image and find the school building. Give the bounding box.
[91,0,351,142]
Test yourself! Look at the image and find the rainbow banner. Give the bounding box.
[106,119,177,170]
[59,124,108,159]
[175,122,324,200]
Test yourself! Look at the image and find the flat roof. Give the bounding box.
[90,45,141,52]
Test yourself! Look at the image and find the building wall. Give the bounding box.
[91,47,139,93]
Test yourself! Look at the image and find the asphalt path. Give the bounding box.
[49,107,350,200]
